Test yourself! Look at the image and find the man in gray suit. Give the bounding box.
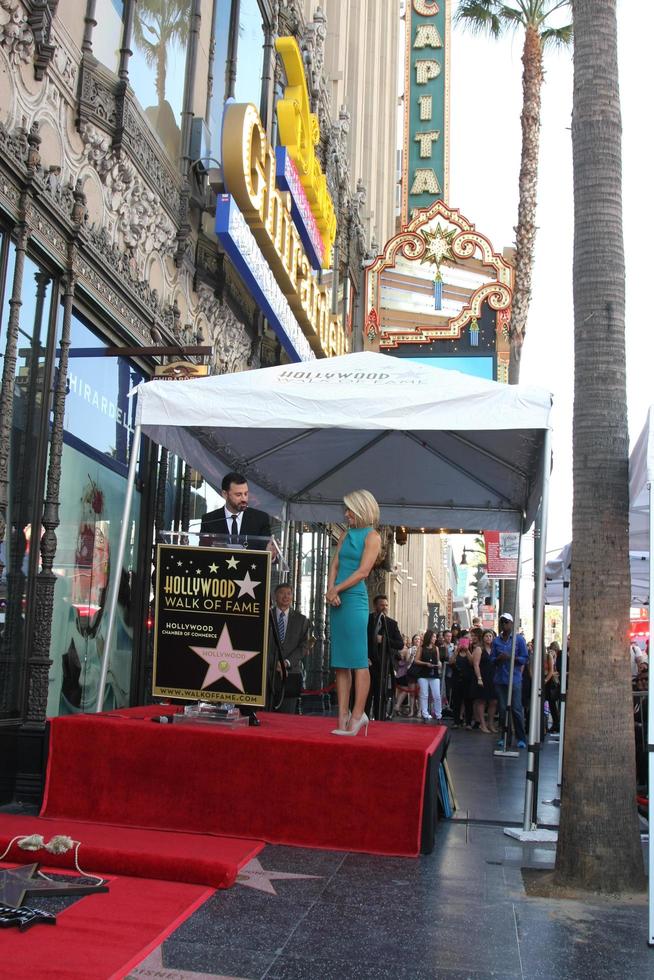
[268,583,312,713]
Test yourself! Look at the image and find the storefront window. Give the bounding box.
[0,244,55,721]
[93,0,124,75]
[233,0,264,109]
[209,0,232,155]
[130,0,191,160]
[46,313,145,716]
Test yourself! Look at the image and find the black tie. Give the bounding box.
[231,515,238,538]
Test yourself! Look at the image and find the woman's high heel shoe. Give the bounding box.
[333,712,369,737]
[331,711,352,735]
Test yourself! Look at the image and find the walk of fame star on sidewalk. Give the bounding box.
[235,857,322,895]
[189,623,259,692]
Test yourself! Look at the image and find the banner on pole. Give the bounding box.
[153,544,271,705]
[483,531,519,580]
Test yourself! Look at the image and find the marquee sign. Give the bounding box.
[221,102,347,359]
[216,194,315,363]
[402,0,450,222]
[363,199,513,378]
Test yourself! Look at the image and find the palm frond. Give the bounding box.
[454,1,503,38]
[541,23,573,50]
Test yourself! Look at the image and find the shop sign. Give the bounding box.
[274,36,337,268]
[275,146,324,270]
[483,530,519,580]
[153,543,271,707]
[216,194,315,363]
[154,361,209,379]
[221,102,347,359]
[402,0,450,221]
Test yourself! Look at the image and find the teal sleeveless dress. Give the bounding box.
[330,526,372,670]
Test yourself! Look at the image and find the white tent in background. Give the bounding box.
[98,351,554,832]
[627,404,654,945]
[544,543,650,606]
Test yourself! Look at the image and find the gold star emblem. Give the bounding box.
[208,563,219,573]
[420,223,456,271]
[226,556,239,570]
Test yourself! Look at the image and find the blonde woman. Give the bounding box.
[326,490,381,736]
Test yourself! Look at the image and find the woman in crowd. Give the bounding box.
[449,635,474,727]
[544,641,561,733]
[327,490,381,737]
[471,629,498,733]
[414,628,442,722]
[394,633,419,717]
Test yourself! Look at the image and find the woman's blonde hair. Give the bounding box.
[343,489,380,528]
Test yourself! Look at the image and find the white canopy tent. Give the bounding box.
[545,544,650,606]
[97,350,553,830]
[627,404,654,945]
[131,351,551,531]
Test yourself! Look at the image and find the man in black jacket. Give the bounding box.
[367,594,404,720]
[200,472,271,541]
[268,583,312,712]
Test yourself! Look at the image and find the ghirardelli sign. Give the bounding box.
[154,361,209,380]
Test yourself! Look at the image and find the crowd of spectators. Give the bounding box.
[391,616,572,747]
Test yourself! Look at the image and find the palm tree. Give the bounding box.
[132,0,188,110]
[455,1,572,384]
[553,0,644,893]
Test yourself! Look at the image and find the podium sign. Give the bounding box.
[153,544,271,706]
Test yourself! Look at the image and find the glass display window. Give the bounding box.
[93,0,125,75]
[130,0,191,159]
[46,312,146,716]
[233,0,265,109]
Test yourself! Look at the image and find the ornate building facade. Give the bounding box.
[0,0,373,802]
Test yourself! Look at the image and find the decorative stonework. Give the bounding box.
[80,122,177,265]
[0,0,35,65]
[197,285,256,376]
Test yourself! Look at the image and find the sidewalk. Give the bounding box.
[4,723,649,978]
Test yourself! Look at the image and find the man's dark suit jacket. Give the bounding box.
[200,506,271,539]
[367,612,404,668]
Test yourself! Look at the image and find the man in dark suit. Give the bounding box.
[200,471,272,541]
[268,583,312,713]
[200,471,271,726]
[367,594,404,720]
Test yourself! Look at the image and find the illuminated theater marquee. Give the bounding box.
[222,102,347,359]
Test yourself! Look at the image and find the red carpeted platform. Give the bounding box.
[0,863,213,980]
[0,813,262,888]
[41,708,447,857]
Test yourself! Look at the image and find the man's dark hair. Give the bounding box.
[373,594,388,604]
[275,582,292,594]
[222,471,247,492]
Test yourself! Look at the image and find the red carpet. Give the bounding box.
[0,863,212,979]
[0,814,262,888]
[41,708,447,857]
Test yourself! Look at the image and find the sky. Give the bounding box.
[448,0,652,573]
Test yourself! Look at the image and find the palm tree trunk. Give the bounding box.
[508,24,543,385]
[554,0,644,892]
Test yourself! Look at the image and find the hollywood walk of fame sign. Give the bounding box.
[0,864,108,910]
[153,543,271,706]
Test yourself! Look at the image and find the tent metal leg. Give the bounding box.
[557,582,570,787]
[95,423,142,713]
[523,427,551,831]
